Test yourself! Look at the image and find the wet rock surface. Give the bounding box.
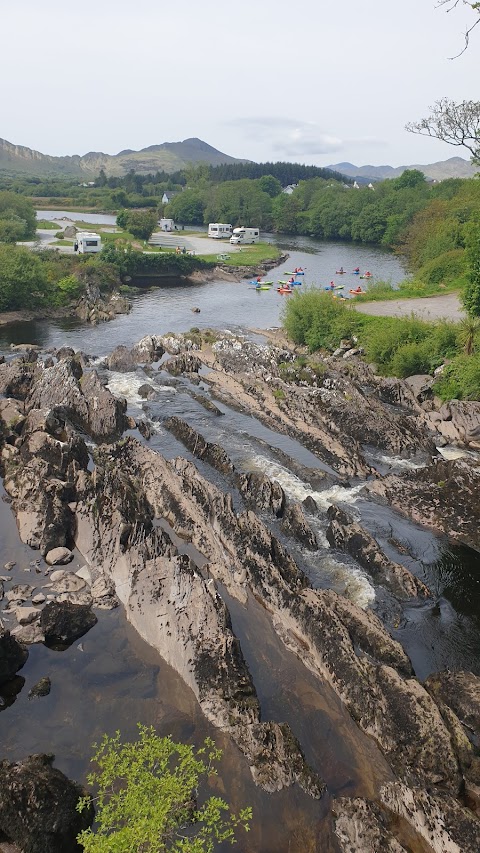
[367,458,480,551]
[0,631,28,685]
[326,504,429,598]
[2,329,480,850]
[0,754,93,853]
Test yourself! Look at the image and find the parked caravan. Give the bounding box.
[75,232,102,253]
[208,223,232,239]
[230,227,260,245]
[159,218,175,232]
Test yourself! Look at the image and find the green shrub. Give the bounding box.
[417,249,466,285]
[389,341,432,377]
[77,726,252,852]
[55,274,82,305]
[433,353,480,401]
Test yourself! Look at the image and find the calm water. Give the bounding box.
[1,226,479,851]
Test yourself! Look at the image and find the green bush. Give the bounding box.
[54,274,82,305]
[282,288,363,350]
[417,249,466,286]
[389,341,432,377]
[363,316,429,368]
[434,353,480,400]
[0,244,49,310]
[76,726,251,852]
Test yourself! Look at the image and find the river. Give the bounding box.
[1,227,479,851]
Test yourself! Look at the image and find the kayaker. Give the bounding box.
[288,276,295,284]
[294,266,303,273]
[339,266,344,273]
[256,276,262,282]
[329,281,335,289]
[354,267,360,273]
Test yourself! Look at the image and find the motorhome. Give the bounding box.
[230,227,260,245]
[159,218,175,232]
[76,232,102,253]
[208,223,232,239]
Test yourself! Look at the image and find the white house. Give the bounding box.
[282,184,298,195]
[162,191,178,205]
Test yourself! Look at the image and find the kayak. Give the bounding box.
[249,285,272,290]
[324,285,344,291]
[249,280,273,285]
[352,270,360,275]
[349,289,365,295]
[332,294,347,301]
[283,271,305,275]
[360,274,373,279]
[278,280,301,285]
[277,287,293,294]
[335,270,347,274]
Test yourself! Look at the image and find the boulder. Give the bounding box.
[236,470,285,517]
[137,383,157,400]
[0,359,38,401]
[26,358,128,441]
[163,353,201,376]
[0,753,93,853]
[28,677,51,700]
[0,630,28,685]
[281,502,318,550]
[45,549,74,567]
[104,345,138,373]
[130,335,165,363]
[40,601,97,646]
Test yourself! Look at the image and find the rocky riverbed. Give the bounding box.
[0,329,479,852]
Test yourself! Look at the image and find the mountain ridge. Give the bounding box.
[328,157,478,182]
[0,136,247,178]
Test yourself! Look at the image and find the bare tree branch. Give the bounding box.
[436,0,480,57]
[405,98,480,163]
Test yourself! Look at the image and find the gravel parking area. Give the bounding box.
[354,293,465,322]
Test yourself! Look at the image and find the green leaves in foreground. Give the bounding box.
[77,725,251,852]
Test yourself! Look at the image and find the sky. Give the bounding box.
[1,0,478,168]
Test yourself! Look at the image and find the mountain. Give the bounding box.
[328,157,478,182]
[0,137,247,178]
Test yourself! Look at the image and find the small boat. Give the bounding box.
[335,270,347,274]
[277,286,293,293]
[278,279,300,286]
[249,280,273,286]
[359,275,373,280]
[352,270,360,275]
[349,288,365,295]
[324,285,344,291]
[283,270,305,276]
[249,286,272,291]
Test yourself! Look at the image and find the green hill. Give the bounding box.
[0,137,247,178]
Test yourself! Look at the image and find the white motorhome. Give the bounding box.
[159,218,175,232]
[230,227,260,245]
[75,232,102,253]
[208,223,232,239]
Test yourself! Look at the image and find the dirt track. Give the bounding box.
[353,292,465,322]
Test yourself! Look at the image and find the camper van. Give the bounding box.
[159,218,175,232]
[76,232,102,254]
[230,227,260,245]
[208,223,232,239]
